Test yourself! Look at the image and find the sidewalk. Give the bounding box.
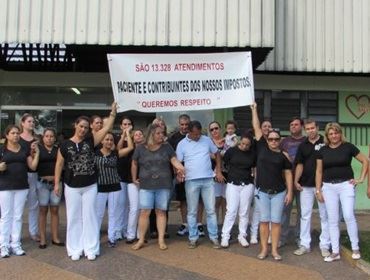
[0,202,368,280]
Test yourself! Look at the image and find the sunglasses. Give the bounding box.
[209,127,219,132]
[267,137,280,142]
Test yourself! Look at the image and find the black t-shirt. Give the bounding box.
[0,146,29,190]
[117,139,134,183]
[223,146,256,185]
[19,137,37,173]
[317,142,360,182]
[255,137,268,155]
[168,131,186,150]
[37,145,58,177]
[59,137,97,188]
[295,135,325,187]
[95,150,121,193]
[256,146,292,192]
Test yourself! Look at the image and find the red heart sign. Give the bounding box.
[345,94,370,120]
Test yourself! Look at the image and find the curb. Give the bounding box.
[341,246,370,276]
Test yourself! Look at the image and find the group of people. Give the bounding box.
[0,101,369,263]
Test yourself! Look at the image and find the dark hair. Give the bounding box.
[225,120,237,129]
[90,115,102,124]
[120,116,134,127]
[74,116,90,125]
[289,116,304,126]
[189,120,202,131]
[3,125,21,147]
[41,128,56,146]
[304,118,317,126]
[179,114,190,122]
[240,132,253,143]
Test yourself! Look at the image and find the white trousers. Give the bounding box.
[299,187,330,250]
[221,183,255,240]
[27,172,39,236]
[126,183,140,240]
[65,183,99,257]
[114,182,129,238]
[96,191,121,242]
[322,181,359,254]
[0,189,28,248]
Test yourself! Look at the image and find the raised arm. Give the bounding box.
[118,128,134,157]
[27,142,40,171]
[250,102,263,140]
[93,102,117,146]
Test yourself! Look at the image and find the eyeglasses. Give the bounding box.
[267,137,280,142]
[209,127,219,132]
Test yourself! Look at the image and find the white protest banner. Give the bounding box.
[107,52,254,112]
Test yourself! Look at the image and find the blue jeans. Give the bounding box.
[185,178,218,241]
[139,188,170,211]
[255,188,286,224]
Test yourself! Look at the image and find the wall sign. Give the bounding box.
[339,92,370,124]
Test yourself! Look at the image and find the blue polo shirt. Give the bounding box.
[176,134,218,181]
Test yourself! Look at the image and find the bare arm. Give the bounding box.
[27,142,39,171]
[284,169,293,205]
[214,152,225,183]
[250,102,263,140]
[118,129,134,158]
[131,159,139,186]
[351,153,369,185]
[294,163,304,191]
[54,149,65,196]
[93,102,117,146]
[315,159,324,202]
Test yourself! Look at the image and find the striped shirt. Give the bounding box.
[95,150,121,193]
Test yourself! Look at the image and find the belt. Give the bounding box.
[259,188,284,195]
[324,179,347,184]
[228,181,252,187]
[38,178,54,185]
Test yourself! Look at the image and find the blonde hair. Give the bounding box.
[324,122,346,144]
[145,124,162,148]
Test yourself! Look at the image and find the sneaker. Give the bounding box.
[197,224,205,237]
[324,253,341,262]
[71,254,80,261]
[211,239,221,249]
[87,254,96,261]
[108,240,116,248]
[293,246,311,256]
[238,237,249,248]
[11,246,25,256]
[320,248,331,258]
[352,251,361,260]
[250,236,258,245]
[177,224,189,236]
[188,240,198,249]
[221,238,229,248]
[0,246,10,258]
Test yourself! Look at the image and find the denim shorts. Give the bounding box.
[36,181,61,206]
[255,188,286,223]
[139,188,170,211]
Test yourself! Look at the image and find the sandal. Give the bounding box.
[159,243,168,250]
[272,254,282,261]
[132,241,145,251]
[257,252,268,260]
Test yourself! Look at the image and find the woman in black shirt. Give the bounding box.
[316,122,368,262]
[0,125,39,258]
[255,130,293,261]
[54,103,117,261]
[36,128,64,249]
[220,133,256,248]
[95,131,133,248]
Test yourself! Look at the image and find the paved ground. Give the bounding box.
[0,202,369,280]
